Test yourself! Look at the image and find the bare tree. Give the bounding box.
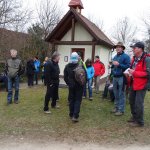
[141,12,150,52]
[0,0,32,31]
[112,17,137,51]
[36,0,63,39]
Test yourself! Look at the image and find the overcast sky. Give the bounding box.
[23,0,150,40]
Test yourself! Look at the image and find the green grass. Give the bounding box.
[0,86,150,144]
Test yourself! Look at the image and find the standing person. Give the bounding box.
[44,51,60,114]
[111,42,130,116]
[41,57,49,86]
[5,49,24,105]
[83,59,95,100]
[93,56,105,94]
[26,58,35,87]
[127,42,150,127]
[34,57,41,85]
[64,52,86,122]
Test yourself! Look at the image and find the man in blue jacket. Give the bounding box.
[111,42,130,116]
[34,57,41,85]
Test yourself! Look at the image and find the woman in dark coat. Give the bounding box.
[26,58,35,87]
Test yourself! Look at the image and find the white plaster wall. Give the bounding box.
[74,22,93,41]
[61,22,93,41]
[57,45,92,75]
[61,28,72,41]
[95,45,111,78]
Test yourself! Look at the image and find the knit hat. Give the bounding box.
[70,52,79,64]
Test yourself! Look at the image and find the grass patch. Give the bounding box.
[0,86,150,144]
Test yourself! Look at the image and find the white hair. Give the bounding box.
[10,49,17,58]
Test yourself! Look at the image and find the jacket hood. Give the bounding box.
[68,63,78,68]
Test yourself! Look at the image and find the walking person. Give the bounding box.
[111,42,130,116]
[26,58,35,87]
[83,59,95,100]
[93,56,105,94]
[34,57,41,85]
[127,42,150,127]
[5,49,24,105]
[44,52,60,114]
[64,52,86,122]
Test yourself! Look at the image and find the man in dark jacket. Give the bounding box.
[44,52,60,114]
[111,42,130,116]
[127,42,150,127]
[5,49,24,105]
[26,58,35,87]
[64,52,85,122]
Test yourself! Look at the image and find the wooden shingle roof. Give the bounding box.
[46,8,114,48]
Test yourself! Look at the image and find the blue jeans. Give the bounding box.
[83,79,93,98]
[113,77,125,113]
[7,76,20,103]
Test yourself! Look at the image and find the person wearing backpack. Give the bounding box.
[93,56,105,94]
[83,59,95,100]
[126,42,150,127]
[5,49,24,105]
[64,52,86,123]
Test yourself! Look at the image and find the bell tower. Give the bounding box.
[68,0,84,13]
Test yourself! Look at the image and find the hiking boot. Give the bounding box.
[127,117,135,123]
[110,108,117,113]
[52,105,60,109]
[72,117,79,123]
[7,101,12,106]
[89,97,93,101]
[115,112,124,116]
[14,101,19,104]
[129,122,144,127]
[44,110,51,114]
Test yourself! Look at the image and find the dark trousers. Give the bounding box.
[34,72,39,85]
[27,75,34,86]
[102,83,110,98]
[69,86,83,119]
[44,83,59,111]
[129,88,146,125]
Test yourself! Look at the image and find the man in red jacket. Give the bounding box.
[93,56,105,94]
[128,42,150,127]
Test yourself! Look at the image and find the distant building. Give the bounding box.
[46,0,114,78]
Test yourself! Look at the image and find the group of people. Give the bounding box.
[3,41,150,126]
[26,56,41,87]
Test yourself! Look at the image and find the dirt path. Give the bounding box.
[0,141,150,150]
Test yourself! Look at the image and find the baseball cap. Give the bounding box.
[130,42,145,50]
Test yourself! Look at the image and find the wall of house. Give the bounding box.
[61,22,93,41]
[95,45,111,78]
[57,45,92,75]
[56,22,111,78]
[74,22,93,41]
[61,28,72,41]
